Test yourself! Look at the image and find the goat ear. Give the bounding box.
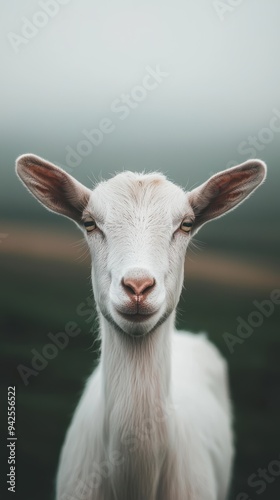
[189,159,267,233]
[16,154,91,224]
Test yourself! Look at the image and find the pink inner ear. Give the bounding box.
[214,173,232,189]
[213,168,257,194]
[33,184,49,195]
[29,161,65,190]
[16,154,91,223]
[226,189,244,202]
[189,161,266,231]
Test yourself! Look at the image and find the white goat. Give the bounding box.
[16,155,266,500]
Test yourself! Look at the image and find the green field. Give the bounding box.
[1,245,280,500]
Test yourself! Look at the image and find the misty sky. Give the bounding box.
[1,0,280,217]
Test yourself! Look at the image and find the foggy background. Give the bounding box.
[1,1,280,499]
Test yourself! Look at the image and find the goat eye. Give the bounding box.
[180,219,193,233]
[83,217,97,233]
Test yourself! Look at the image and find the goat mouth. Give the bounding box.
[117,311,156,323]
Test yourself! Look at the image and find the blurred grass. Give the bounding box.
[1,237,280,500]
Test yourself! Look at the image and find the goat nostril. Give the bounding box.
[124,283,137,296]
[122,277,156,297]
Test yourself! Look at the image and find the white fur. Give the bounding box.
[56,172,233,500]
[16,158,266,500]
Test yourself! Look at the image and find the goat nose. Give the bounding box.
[122,276,156,298]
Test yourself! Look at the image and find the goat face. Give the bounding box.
[85,172,193,336]
[16,155,267,337]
